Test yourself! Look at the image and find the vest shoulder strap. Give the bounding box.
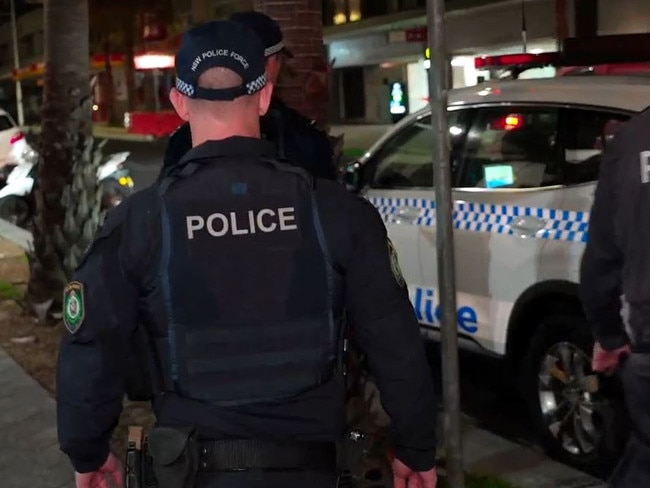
[157,161,203,196]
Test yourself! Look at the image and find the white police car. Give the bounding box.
[342,74,650,470]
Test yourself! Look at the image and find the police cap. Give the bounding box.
[174,20,267,101]
[229,11,294,59]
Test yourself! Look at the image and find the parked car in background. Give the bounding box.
[342,74,650,471]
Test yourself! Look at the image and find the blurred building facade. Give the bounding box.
[1,0,650,126]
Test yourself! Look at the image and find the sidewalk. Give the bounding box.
[0,349,74,488]
[0,345,606,487]
[0,219,32,251]
[0,233,605,488]
[458,421,605,487]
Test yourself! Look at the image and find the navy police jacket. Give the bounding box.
[56,136,438,474]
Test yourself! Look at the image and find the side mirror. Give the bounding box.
[341,160,362,193]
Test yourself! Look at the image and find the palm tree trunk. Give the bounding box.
[27,0,104,316]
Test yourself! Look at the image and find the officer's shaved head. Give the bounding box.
[198,67,243,91]
[170,66,273,146]
[185,67,252,113]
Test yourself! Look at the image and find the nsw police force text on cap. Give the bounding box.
[191,49,249,72]
[186,207,297,239]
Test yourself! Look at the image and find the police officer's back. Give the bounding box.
[161,11,337,182]
[57,20,438,488]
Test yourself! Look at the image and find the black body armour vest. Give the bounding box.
[156,156,344,407]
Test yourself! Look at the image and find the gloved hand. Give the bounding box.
[392,457,437,488]
[592,342,631,375]
[75,452,123,488]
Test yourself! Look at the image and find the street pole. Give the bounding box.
[9,0,24,127]
[425,0,464,487]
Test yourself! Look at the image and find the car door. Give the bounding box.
[361,109,470,318]
[538,106,631,285]
[420,104,562,354]
[360,113,434,297]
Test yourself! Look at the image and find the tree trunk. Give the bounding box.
[27,0,104,317]
[253,0,328,128]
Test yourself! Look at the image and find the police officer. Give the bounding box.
[160,11,337,182]
[580,109,650,487]
[57,20,438,488]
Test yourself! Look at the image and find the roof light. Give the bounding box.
[474,52,560,69]
[10,132,24,145]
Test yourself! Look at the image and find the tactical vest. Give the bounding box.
[156,156,344,406]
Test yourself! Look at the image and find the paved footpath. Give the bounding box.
[0,338,606,488]
[0,349,74,488]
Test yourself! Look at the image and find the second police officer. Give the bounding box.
[56,20,439,488]
[160,11,338,182]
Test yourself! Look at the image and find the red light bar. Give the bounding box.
[475,52,560,70]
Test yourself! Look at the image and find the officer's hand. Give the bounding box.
[392,458,437,488]
[75,452,123,488]
[592,342,631,375]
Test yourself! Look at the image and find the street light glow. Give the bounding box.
[133,54,175,70]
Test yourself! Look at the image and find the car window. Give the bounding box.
[369,110,465,189]
[0,115,15,131]
[458,106,559,189]
[560,108,630,185]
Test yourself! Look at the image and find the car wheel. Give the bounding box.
[521,313,628,472]
[100,178,133,209]
[0,195,31,228]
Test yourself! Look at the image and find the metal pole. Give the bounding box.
[521,0,528,53]
[10,0,24,126]
[152,69,161,112]
[425,1,464,487]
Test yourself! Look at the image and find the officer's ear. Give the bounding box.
[258,81,274,117]
[169,88,190,122]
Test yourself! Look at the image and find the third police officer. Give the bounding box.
[581,109,650,485]
[57,20,438,488]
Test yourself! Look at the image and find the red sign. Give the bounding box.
[405,27,427,43]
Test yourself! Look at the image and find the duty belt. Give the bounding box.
[198,439,337,472]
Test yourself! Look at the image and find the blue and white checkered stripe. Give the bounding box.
[367,197,590,243]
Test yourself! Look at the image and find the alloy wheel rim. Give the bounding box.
[538,341,602,456]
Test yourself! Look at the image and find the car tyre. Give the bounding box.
[521,313,628,473]
[100,178,133,209]
[0,195,31,228]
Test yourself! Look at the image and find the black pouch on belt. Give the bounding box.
[147,426,199,488]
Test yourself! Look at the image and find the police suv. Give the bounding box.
[343,71,650,470]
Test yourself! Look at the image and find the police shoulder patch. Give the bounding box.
[387,239,405,287]
[63,281,85,334]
